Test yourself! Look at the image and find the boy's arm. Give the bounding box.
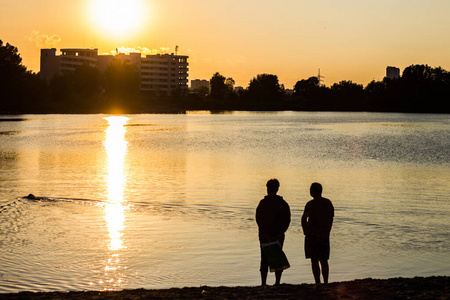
[282,203,291,232]
[255,205,260,225]
[301,204,309,235]
[327,203,334,232]
[256,204,263,227]
[330,204,334,231]
[256,202,268,235]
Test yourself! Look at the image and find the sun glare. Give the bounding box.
[104,116,129,251]
[90,0,145,37]
[99,116,129,290]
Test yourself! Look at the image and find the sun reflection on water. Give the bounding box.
[102,116,129,289]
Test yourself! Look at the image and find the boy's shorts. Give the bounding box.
[260,239,284,272]
[305,235,330,260]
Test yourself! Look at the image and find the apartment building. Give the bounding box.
[190,79,210,91]
[386,66,400,80]
[40,48,98,81]
[40,48,189,96]
[139,53,188,96]
[40,48,60,81]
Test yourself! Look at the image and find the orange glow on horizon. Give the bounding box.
[3,1,450,88]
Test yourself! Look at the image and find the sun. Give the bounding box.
[90,0,145,38]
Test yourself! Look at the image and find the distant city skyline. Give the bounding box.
[40,47,189,96]
[2,0,450,88]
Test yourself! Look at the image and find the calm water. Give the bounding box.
[0,112,449,293]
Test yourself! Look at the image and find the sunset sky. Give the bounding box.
[2,0,450,88]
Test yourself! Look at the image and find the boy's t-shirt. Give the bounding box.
[256,195,291,243]
[303,197,334,239]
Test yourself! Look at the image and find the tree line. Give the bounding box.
[1,40,449,113]
[199,68,449,113]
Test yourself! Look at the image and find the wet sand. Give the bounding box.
[2,276,448,299]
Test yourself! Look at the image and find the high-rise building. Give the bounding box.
[60,48,98,73]
[139,53,189,96]
[40,48,60,81]
[40,48,99,81]
[40,48,189,96]
[386,66,400,80]
[190,79,210,91]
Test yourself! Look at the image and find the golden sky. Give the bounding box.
[2,0,450,88]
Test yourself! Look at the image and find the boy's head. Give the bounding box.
[266,178,280,195]
[310,182,323,198]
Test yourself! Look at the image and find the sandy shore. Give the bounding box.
[1,276,448,299]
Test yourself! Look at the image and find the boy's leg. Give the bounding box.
[319,259,329,284]
[311,258,321,284]
[275,270,282,285]
[260,271,268,286]
[260,246,268,286]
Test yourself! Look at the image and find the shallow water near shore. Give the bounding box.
[0,112,449,293]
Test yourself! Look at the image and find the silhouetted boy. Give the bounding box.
[256,179,291,286]
[301,182,334,284]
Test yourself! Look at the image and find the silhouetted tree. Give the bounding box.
[1,40,27,112]
[103,61,139,97]
[294,76,319,97]
[363,78,402,112]
[402,64,433,83]
[293,76,330,110]
[194,85,209,97]
[225,77,235,91]
[365,80,386,96]
[210,72,232,101]
[103,60,140,111]
[292,82,332,110]
[397,64,450,112]
[48,63,103,112]
[330,80,365,111]
[0,40,47,113]
[365,79,387,111]
[224,77,238,103]
[49,72,75,109]
[208,72,237,109]
[77,65,102,96]
[20,72,48,112]
[246,73,283,105]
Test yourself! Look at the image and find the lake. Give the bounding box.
[0,112,449,293]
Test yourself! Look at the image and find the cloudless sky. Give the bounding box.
[2,0,450,88]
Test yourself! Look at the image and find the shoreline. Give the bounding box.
[2,109,450,115]
[2,276,448,299]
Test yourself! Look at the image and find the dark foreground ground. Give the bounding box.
[2,276,449,299]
